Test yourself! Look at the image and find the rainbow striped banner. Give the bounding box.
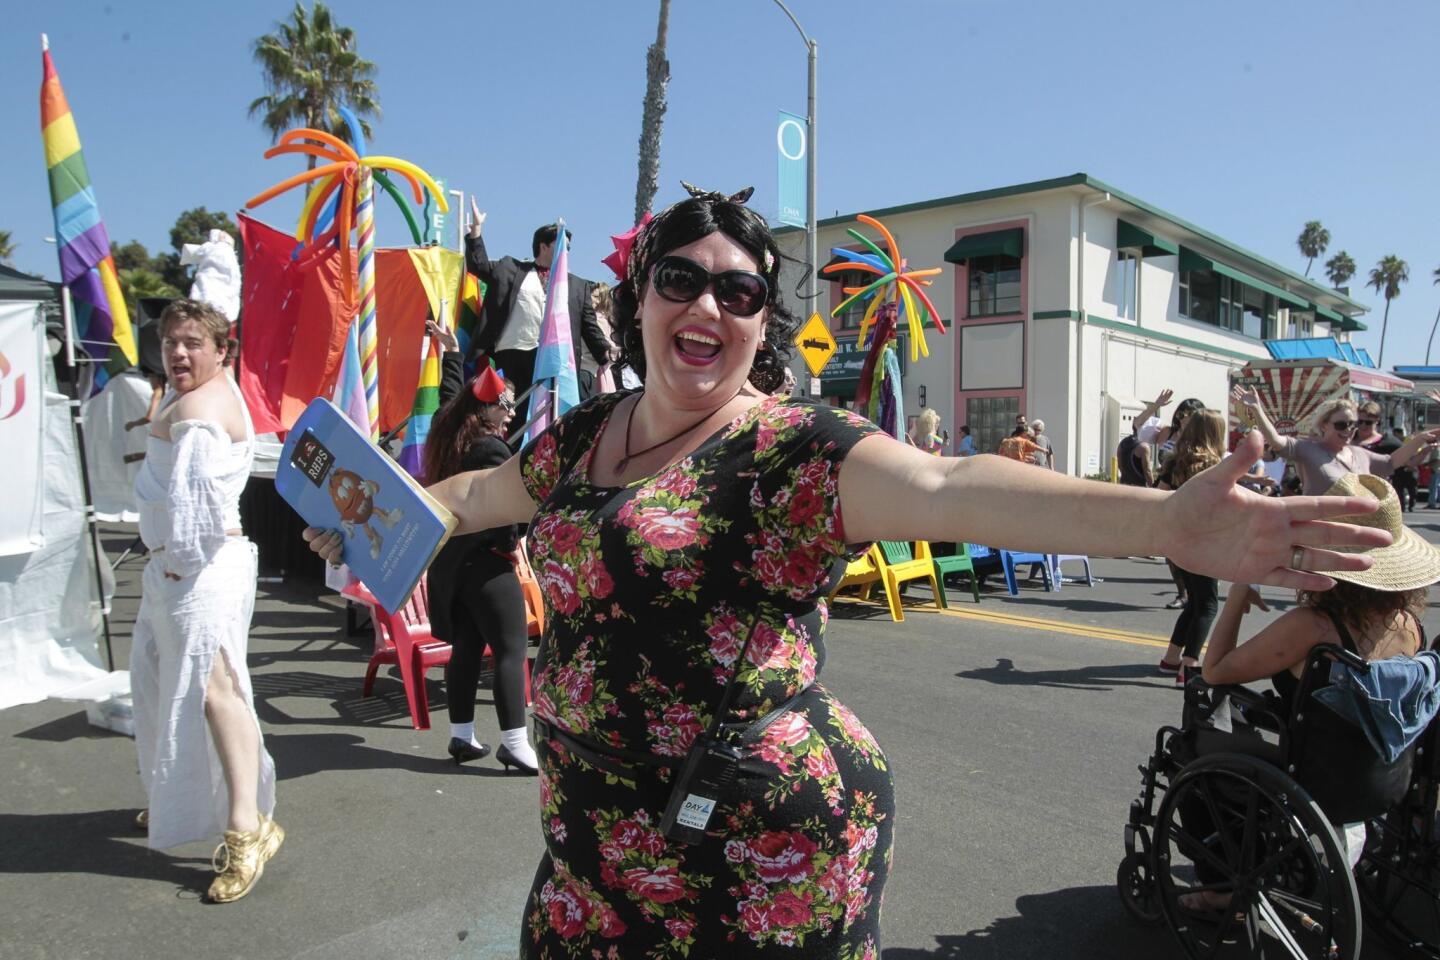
[397,335,440,480]
[355,167,379,441]
[40,35,135,377]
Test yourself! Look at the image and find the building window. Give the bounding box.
[966,395,1020,455]
[1180,269,1218,326]
[1117,252,1137,321]
[828,269,872,331]
[968,254,1021,317]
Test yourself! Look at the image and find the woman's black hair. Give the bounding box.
[612,196,799,394]
[1171,397,1204,432]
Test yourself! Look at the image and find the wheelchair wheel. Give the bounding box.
[1357,811,1440,959]
[1153,753,1361,960]
[1118,851,1164,925]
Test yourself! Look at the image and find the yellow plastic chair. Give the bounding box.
[828,541,942,622]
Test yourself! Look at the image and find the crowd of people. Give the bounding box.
[121,184,1440,959]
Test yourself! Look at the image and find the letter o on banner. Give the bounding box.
[776,117,806,161]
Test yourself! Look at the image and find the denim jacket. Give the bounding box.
[1313,650,1440,763]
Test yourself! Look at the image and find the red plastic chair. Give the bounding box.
[352,575,531,731]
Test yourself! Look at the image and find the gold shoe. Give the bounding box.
[135,809,149,832]
[207,815,285,903]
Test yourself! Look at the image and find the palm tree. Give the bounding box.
[0,230,14,265]
[633,0,672,225]
[1426,266,1440,365]
[1297,220,1330,277]
[1324,250,1356,291]
[249,1,380,166]
[1367,255,1409,368]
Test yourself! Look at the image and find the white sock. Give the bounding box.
[501,727,537,768]
[450,721,480,748]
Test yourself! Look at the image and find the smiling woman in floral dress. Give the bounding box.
[306,184,1390,957]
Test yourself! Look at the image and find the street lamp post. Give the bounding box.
[772,0,817,302]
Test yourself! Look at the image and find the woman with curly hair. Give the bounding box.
[307,184,1389,957]
[1157,409,1230,682]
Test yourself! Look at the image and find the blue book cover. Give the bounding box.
[276,398,457,613]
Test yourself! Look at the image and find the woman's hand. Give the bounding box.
[1162,432,1390,590]
[426,318,459,354]
[1226,584,1270,615]
[302,526,344,565]
[467,197,486,238]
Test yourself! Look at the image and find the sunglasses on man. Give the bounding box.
[1357,418,1377,427]
[650,256,770,317]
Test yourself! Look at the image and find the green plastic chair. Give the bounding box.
[914,541,981,605]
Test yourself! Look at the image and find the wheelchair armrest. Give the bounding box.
[1310,642,1370,674]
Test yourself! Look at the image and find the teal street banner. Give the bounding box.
[776,111,806,228]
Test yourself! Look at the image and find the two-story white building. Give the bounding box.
[776,173,1369,476]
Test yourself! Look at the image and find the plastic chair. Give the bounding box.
[827,544,885,607]
[513,538,545,639]
[871,540,945,621]
[1051,554,1094,588]
[914,541,981,605]
[357,575,532,731]
[1000,550,1055,595]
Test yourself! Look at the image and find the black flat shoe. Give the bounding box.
[496,743,538,776]
[447,738,491,765]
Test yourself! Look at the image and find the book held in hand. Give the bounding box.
[276,398,457,613]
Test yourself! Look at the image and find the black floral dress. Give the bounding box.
[518,390,894,959]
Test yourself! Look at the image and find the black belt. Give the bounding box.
[532,684,817,781]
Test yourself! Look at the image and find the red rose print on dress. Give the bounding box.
[746,830,818,884]
[631,506,702,551]
[539,560,581,616]
[621,865,689,904]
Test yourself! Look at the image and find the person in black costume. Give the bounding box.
[423,320,537,773]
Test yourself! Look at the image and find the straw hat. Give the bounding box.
[1320,473,1440,591]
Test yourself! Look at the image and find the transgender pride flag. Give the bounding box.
[40,35,135,381]
[524,223,580,445]
[331,320,369,431]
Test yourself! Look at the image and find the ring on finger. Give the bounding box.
[1290,546,1306,570]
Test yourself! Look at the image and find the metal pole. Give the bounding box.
[448,189,464,251]
[772,0,818,297]
[806,38,817,302]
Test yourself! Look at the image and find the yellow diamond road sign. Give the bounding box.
[794,313,837,378]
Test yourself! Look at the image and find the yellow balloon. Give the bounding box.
[360,157,449,212]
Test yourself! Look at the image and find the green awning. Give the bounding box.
[1178,247,1309,310]
[1311,301,1367,332]
[1116,219,1178,257]
[943,227,1024,264]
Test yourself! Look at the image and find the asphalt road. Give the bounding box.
[6,518,1440,959]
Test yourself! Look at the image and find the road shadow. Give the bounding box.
[13,710,126,742]
[995,596,1156,615]
[956,658,1170,692]
[0,808,210,897]
[263,732,522,780]
[882,884,1173,959]
[249,669,438,728]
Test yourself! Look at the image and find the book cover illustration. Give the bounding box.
[276,398,457,613]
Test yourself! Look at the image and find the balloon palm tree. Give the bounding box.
[1426,266,1440,365]
[1297,220,1330,277]
[249,2,380,169]
[1325,250,1356,290]
[1367,255,1409,367]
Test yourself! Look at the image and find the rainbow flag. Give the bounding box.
[397,335,440,480]
[40,36,135,385]
[455,272,482,361]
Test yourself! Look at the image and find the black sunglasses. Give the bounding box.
[650,256,769,317]
[1357,418,1377,426]
[497,397,515,412]
[1330,420,1355,432]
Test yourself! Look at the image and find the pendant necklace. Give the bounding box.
[617,387,747,472]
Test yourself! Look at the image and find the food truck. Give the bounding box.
[1228,357,1415,444]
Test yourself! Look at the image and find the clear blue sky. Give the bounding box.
[5,1,1438,364]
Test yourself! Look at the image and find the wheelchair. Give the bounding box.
[1118,643,1440,959]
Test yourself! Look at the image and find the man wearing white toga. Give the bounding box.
[131,299,281,903]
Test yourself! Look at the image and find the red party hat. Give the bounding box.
[470,365,506,403]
